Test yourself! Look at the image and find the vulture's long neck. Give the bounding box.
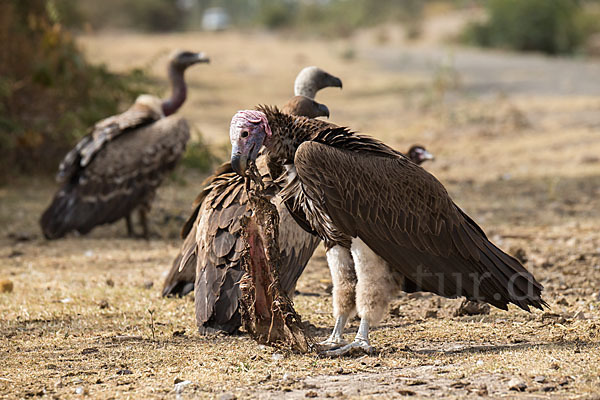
[162,66,187,116]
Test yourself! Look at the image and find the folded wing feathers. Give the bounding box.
[292,138,545,311]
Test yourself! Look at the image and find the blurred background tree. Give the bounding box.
[3,0,600,183]
[462,0,600,55]
[0,0,150,182]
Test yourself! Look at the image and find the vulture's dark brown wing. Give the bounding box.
[293,140,545,311]
[40,116,189,239]
[192,169,250,334]
[162,223,198,297]
[163,159,320,335]
[57,99,163,184]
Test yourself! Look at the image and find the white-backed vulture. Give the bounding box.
[228,106,547,356]
[161,67,342,335]
[40,50,209,239]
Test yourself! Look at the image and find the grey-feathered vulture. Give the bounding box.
[161,67,342,335]
[40,50,209,239]
[229,106,547,356]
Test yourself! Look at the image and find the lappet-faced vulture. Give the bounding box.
[161,67,342,335]
[40,50,209,239]
[229,106,547,356]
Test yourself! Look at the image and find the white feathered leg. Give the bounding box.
[319,245,356,350]
[325,238,396,356]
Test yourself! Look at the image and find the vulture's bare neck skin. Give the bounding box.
[162,66,187,116]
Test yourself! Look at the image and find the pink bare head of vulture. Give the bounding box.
[230,110,271,175]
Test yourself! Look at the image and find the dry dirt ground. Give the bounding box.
[1,26,600,399]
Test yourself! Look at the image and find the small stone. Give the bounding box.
[556,298,569,306]
[174,380,193,394]
[84,250,94,257]
[508,378,527,391]
[550,362,560,370]
[99,300,109,309]
[397,389,416,396]
[60,297,73,303]
[454,299,490,316]
[81,347,99,355]
[558,376,571,386]
[106,279,115,287]
[424,310,438,319]
[450,381,468,389]
[336,367,344,374]
[143,281,154,289]
[217,393,236,400]
[542,385,556,392]
[74,387,88,395]
[305,390,318,398]
[282,373,294,383]
[533,376,546,384]
[476,360,484,366]
[0,279,14,293]
[476,384,488,396]
[116,369,132,375]
[272,352,284,361]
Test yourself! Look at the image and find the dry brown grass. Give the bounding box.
[1,29,600,399]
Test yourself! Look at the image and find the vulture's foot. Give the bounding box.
[321,317,373,357]
[318,315,348,350]
[318,337,348,351]
[321,338,374,357]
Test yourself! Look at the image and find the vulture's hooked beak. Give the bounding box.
[333,77,343,89]
[231,151,248,176]
[193,52,210,64]
[319,103,330,118]
[421,150,435,161]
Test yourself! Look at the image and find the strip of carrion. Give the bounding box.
[239,187,314,353]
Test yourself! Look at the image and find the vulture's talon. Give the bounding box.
[322,338,374,357]
[318,338,348,351]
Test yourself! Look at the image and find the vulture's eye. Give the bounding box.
[241,131,249,138]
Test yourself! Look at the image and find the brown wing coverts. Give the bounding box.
[40,116,189,239]
[56,102,162,184]
[191,167,250,334]
[293,140,545,311]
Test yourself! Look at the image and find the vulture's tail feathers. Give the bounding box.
[40,185,88,239]
[461,220,547,312]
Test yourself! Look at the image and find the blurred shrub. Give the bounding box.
[0,0,150,182]
[181,136,219,172]
[76,0,184,32]
[461,0,598,55]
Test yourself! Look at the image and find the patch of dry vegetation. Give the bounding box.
[1,30,600,399]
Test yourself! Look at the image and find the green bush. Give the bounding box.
[462,0,584,55]
[0,0,151,182]
[76,0,184,32]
